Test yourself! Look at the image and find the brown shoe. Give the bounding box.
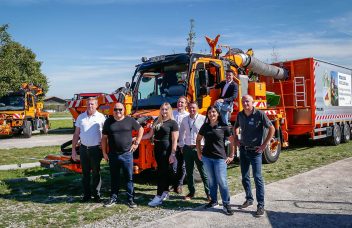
[184,193,194,201]
[175,186,183,194]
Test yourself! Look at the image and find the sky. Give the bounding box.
[0,0,351,99]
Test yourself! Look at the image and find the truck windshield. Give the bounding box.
[0,95,25,111]
[133,56,189,109]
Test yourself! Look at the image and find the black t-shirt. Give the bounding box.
[102,116,141,153]
[154,119,179,141]
[234,108,273,147]
[199,122,231,159]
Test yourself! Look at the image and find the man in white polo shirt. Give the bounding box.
[72,97,106,203]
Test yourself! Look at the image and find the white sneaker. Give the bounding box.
[148,195,163,207]
[161,191,169,201]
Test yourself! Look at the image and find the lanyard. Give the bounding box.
[188,114,198,133]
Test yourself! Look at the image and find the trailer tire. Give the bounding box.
[262,128,281,164]
[341,123,350,143]
[23,121,32,138]
[329,124,341,146]
[40,119,49,134]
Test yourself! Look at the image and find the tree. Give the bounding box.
[0,24,48,97]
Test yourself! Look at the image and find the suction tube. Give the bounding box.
[234,53,288,80]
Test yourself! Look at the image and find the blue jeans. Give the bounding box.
[108,151,134,201]
[202,156,230,205]
[215,102,233,125]
[240,148,265,207]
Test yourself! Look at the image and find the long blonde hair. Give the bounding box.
[153,102,174,130]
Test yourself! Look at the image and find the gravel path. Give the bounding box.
[0,134,72,149]
[85,158,352,228]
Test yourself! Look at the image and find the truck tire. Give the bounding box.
[329,124,341,146]
[40,119,49,134]
[262,128,281,164]
[23,121,32,138]
[341,123,351,143]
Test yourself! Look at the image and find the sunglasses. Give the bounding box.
[114,108,123,112]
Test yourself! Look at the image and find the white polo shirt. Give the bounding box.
[75,111,106,146]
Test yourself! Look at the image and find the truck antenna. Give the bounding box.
[186,19,196,54]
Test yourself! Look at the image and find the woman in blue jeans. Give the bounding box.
[196,105,235,215]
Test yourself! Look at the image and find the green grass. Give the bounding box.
[50,119,73,130]
[0,146,61,165]
[49,112,72,118]
[0,141,351,227]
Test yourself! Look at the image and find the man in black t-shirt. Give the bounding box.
[102,103,144,208]
[234,95,275,217]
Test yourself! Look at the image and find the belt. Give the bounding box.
[240,145,258,151]
[81,144,100,150]
[185,145,197,149]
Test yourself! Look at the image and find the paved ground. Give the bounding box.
[0,134,72,149]
[138,158,352,228]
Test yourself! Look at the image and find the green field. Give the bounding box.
[49,112,72,118]
[0,141,351,227]
[49,119,73,130]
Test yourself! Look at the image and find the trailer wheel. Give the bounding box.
[262,128,281,164]
[341,123,351,143]
[23,121,32,138]
[329,124,341,146]
[40,119,49,134]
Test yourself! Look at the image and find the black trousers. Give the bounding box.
[79,145,102,198]
[174,146,186,188]
[154,141,177,196]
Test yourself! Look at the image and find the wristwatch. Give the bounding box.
[133,141,140,145]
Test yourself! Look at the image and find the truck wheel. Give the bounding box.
[23,121,32,138]
[262,128,281,164]
[40,119,49,134]
[341,123,351,143]
[329,124,341,146]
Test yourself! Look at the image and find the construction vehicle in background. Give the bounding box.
[40,34,352,174]
[0,83,49,138]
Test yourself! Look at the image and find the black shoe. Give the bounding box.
[223,204,234,215]
[104,195,118,207]
[255,206,265,217]
[205,201,218,209]
[127,200,137,208]
[80,195,91,203]
[93,195,102,203]
[239,200,253,209]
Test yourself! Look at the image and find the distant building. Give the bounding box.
[44,96,67,112]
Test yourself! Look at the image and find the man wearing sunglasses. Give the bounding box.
[102,103,144,208]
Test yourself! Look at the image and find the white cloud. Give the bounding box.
[327,12,352,37]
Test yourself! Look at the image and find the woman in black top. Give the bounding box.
[196,105,235,215]
[142,102,179,207]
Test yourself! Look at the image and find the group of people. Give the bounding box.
[72,69,275,217]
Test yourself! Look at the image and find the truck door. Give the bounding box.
[192,60,223,114]
[26,93,35,116]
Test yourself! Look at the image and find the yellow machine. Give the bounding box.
[0,83,49,138]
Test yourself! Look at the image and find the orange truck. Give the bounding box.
[40,35,352,173]
[0,83,49,138]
